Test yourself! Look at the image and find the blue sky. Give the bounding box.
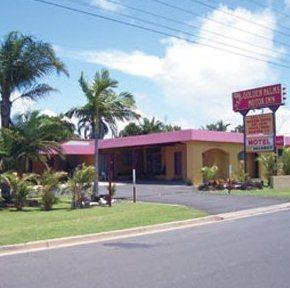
[1,0,290,134]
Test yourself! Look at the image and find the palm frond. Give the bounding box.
[13,84,57,102]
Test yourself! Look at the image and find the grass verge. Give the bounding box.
[215,188,290,199]
[0,198,206,246]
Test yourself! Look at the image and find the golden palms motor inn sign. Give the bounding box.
[232,84,283,112]
[232,84,286,162]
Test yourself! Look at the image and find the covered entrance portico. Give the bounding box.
[99,142,187,181]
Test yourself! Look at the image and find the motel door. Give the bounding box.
[174,152,182,178]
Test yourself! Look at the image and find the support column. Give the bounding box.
[186,143,203,185]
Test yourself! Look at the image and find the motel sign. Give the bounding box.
[232,84,283,112]
[232,84,286,173]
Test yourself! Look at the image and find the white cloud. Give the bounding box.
[90,0,121,12]
[11,91,35,116]
[40,109,58,117]
[277,107,290,136]
[69,5,290,133]
[77,50,163,78]
[285,0,290,9]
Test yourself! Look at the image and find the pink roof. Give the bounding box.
[60,129,243,155]
[60,129,290,155]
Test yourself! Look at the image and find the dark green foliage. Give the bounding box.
[36,170,67,211]
[0,110,75,173]
[119,117,181,137]
[201,120,230,132]
[0,172,35,210]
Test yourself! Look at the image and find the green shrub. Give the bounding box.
[37,170,67,211]
[257,153,281,183]
[232,163,248,182]
[201,165,218,183]
[0,172,35,211]
[281,148,290,175]
[68,164,94,209]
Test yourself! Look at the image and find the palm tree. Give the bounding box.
[140,117,164,134]
[68,164,95,208]
[202,120,230,132]
[0,110,75,173]
[36,170,68,211]
[163,123,181,132]
[119,122,143,137]
[281,148,290,175]
[231,124,244,133]
[257,153,280,184]
[0,172,35,211]
[66,70,139,198]
[0,31,68,128]
[119,117,180,137]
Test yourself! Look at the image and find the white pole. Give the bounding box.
[229,164,233,178]
[132,169,136,203]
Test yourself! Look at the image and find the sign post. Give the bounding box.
[108,154,114,207]
[132,169,136,203]
[242,110,249,174]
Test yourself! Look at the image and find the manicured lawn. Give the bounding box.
[0,199,206,246]
[216,188,290,199]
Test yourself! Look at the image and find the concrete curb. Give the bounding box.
[1,202,289,257]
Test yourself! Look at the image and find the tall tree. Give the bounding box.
[119,117,181,137]
[202,120,230,132]
[231,124,244,133]
[0,31,68,128]
[66,70,138,198]
[0,110,75,173]
[119,122,143,137]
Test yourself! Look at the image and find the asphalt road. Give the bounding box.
[100,182,286,214]
[1,210,290,288]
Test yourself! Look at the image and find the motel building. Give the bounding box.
[34,129,290,185]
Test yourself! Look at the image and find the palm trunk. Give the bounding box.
[92,121,99,199]
[1,89,12,128]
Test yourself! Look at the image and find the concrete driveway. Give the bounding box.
[99,181,287,214]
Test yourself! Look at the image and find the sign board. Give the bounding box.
[232,84,282,112]
[245,113,273,135]
[276,135,285,148]
[246,135,274,153]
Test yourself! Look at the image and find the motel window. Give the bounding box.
[123,152,132,166]
[174,152,182,176]
[146,148,163,175]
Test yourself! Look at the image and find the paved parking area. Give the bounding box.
[99,182,287,214]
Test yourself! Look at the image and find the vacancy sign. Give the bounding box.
[245,113,274,153]
[245,113,273,135]
[232,84,282,112]
[246,135,274,153]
